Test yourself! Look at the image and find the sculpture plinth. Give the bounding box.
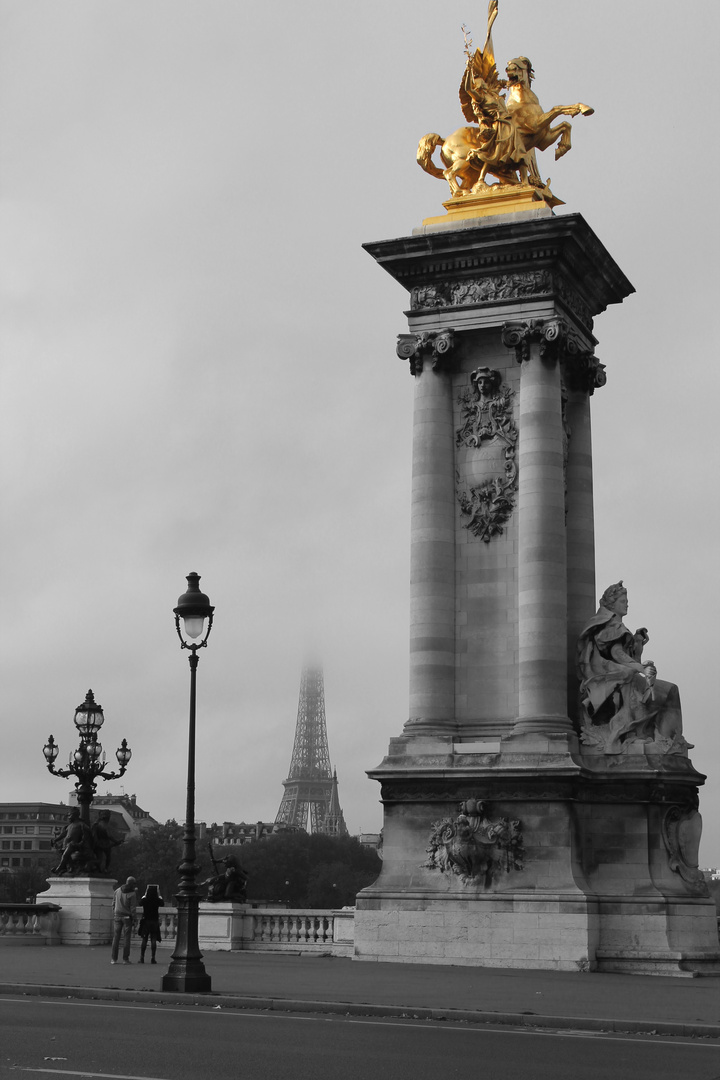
[39,876,116,946]
[354,211,720,974]
[423,184,561,227]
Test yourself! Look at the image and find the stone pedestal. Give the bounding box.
[354,211,720,974]
[197,902,246,951]
[39,877,116,945]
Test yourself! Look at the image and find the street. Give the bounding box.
[1,997,719,1080]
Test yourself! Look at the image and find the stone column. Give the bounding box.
[397,330,456,734]
[563,353,605,720]
[503,320,572,735]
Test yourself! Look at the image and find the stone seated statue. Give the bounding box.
[576,581,689,755]
[202,852,248,903]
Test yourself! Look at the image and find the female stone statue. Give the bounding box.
[577,581,687,755]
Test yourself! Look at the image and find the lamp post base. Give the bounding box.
[161,959,212,993]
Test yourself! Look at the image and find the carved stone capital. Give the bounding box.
[397,329,456,375]
[503,319,605,393]
[501,318,564,364]
[562,351,607,395]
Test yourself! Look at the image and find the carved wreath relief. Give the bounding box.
[455,367,518,542]
[423,798,523,888]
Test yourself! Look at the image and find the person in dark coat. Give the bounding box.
[138,884,164,964]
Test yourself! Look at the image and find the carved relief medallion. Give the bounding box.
[423,798,524,888]
[455,367,518,542]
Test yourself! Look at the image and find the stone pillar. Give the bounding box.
[39,876,116,945]
[563,352,605,719]
[197,901,246,950]
[503,320,572,735]
[397,330,456,734]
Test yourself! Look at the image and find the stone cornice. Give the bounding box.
[364,214,634,324]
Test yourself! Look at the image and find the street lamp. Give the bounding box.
[162,572,214,994]
[43,690,131,828]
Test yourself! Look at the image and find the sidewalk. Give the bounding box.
[1,945,719,1038]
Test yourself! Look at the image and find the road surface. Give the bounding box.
[1,996,719,1079]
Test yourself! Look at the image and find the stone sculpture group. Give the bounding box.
[51,808,123,876]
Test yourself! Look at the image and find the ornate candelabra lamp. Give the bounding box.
[162,571,214,994]
[43,690,132,826]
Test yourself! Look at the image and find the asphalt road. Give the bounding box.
[1,997,719,1080]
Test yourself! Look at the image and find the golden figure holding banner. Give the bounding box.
[418,1,593,209]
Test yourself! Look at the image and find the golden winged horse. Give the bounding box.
[418,1,593,197]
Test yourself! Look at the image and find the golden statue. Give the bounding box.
[417,2,593,207]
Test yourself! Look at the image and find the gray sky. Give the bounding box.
[2,1,719,862]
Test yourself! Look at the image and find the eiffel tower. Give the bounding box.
[275,666,347,835]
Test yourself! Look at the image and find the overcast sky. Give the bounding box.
[1,0,719,863]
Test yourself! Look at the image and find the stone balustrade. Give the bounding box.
[197,904,355,955]
[0,903,62,945]
[249,909,353,953]
[0,901,354,955]
[157,907,178,942]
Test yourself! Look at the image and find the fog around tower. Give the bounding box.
[1,0,718,862]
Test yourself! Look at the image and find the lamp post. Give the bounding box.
[43,690,132,828]
[162,571,214,994]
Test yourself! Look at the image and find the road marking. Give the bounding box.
[10,1071,172,1079]
[2,996,717,1050]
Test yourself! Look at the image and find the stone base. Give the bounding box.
[197,902,246,951]
[354,732,720,974]
[421,183,562,228]
[354,893,597,970]
[38,877,116,945]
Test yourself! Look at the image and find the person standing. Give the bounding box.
[110,876,138,964]
[138,884,164,964]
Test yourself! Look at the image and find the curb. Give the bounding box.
[2,982,719,1040]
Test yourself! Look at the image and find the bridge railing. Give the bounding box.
[196,904,355,955]
[0,901,355,955]
[0,903,62,945]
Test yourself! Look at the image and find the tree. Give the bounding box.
[0,861,55,904]
[110,820,185,902]
[237,832,381,909]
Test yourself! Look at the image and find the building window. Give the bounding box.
[23,841,33,850]
[1,841,9,850]
[12,841,21,851]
